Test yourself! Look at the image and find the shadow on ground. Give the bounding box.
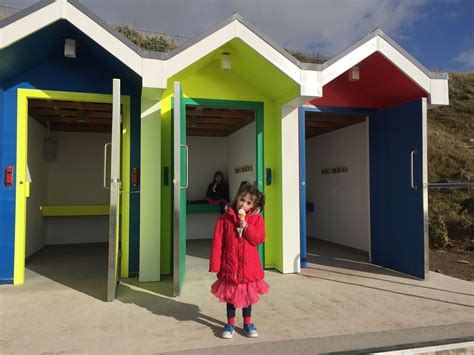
[118,278,225,338]
[26,243,108,301]
[306,238,401,275]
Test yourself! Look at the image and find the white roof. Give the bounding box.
[0,0,448,105]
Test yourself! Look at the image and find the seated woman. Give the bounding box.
[206,171,229,205]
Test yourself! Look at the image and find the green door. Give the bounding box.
[173,81,187,296]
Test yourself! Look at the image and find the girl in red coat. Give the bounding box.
[209,183,269,339]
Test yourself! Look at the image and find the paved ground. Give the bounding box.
[1,239,473,354]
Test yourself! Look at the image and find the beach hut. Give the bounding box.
[0,0,448,301]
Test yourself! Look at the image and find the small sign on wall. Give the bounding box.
[234,165,253,174]
[321,166,348,175]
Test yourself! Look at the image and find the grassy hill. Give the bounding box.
[428,73,473,182]
[427,72,473,247]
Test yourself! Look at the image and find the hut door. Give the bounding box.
[369,98,428,279]
[107,79,122,301]
[173,81,187,296]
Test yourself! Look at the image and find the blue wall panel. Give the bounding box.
[129,94,141,275]
[0,86,15,283]
[0,86,28,283]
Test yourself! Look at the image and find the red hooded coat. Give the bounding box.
[209,207,265,284]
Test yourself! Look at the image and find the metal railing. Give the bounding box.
[135,28,191,45]
[429,182,474,189]
[0,3,23,17]
[0,2,192,46]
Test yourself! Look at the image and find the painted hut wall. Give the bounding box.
[186,137,228,201]
[185,136,228,241]
[46,132,111,205]
[305,122,370,252]
[0,86,16,282]
[25,116,48,257]
[44,131,111,245]
[275,90,301,273]
[139,92,163,282]
[312,53,429,109]
[227,122,257,197]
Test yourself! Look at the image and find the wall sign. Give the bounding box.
[234,165,253,174]
[321,166,349,175]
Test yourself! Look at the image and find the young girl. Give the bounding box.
[209,183,269,339]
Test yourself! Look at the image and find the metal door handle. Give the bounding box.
[411,149,418,190]
[104,143,111,189]
[181,144,189,189]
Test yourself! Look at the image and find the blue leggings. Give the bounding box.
[226,303,252,318]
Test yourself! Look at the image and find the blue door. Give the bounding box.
[369,98,428,279]
[298,108,307,268]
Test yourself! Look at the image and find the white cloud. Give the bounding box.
[235,0,429,56]
[453,49,474,71]
[16,0,429,57]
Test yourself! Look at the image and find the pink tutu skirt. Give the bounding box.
[211,279,270,308]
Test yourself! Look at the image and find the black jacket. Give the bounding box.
[206,182,229,201]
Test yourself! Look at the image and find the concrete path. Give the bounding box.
[1,240,473,353]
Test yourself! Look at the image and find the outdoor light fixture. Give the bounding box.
[64,38,76,58]
[348,65,360,81]
[221,52,231,71]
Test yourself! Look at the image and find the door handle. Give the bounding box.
[104,143,111,189]
[410,149,418,190]
[164,166,169,186]
[180,144,189,189]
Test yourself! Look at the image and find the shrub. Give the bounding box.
[115,24,177,52]
[460,216,473,237]
[429,215,449,248]
[459,197,474,216]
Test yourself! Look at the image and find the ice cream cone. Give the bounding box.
[238,208,246,220]
[237,208,246,237]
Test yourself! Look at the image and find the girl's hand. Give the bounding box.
[239,220,247,229]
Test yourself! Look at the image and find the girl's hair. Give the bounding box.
[213,171,224,181]
[231,183,265,213]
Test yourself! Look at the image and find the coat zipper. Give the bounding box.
[238,228,244,283]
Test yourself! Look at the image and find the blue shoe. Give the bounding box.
[222,324,234,339]
[243,323,258,338]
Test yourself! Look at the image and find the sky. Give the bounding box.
[10,0,474,72]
